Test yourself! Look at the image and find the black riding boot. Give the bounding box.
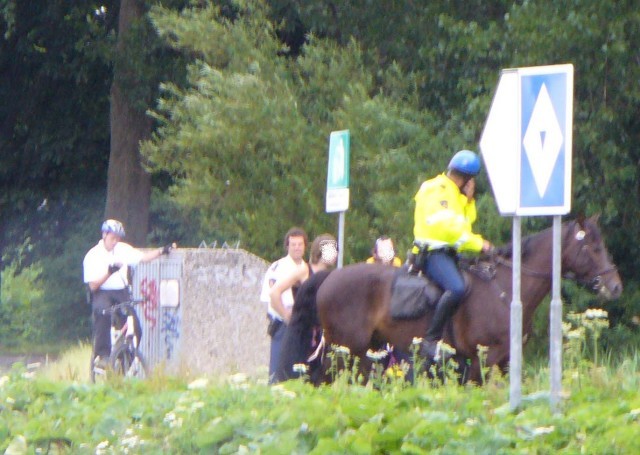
[420,290,457,360]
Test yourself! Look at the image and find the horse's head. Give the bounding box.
[562,215,622,300]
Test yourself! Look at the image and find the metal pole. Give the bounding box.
[337,211,345,269]
[510,216,522,411]
[550,215,563,410]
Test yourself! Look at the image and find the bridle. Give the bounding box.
[561,229,618,292]
[492,221,617,293]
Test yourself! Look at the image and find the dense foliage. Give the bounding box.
[1,323,639,453]
[1,0,639,349]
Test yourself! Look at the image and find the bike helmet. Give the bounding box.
[101,219,126,238]
[447,150,481,176]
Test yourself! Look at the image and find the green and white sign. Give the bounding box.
[326,130,350,213]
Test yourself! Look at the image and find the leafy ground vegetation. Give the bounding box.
[1,311,639,454]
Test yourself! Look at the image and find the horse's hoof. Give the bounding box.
[420,340,441,361]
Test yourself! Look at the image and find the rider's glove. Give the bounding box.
[161,244,173,255]
[108,263,122,275]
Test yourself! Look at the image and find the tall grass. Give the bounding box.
[38,341,92,382]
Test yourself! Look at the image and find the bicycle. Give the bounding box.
[90,298,148,383]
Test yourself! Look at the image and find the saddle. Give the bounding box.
[389,258,496,320]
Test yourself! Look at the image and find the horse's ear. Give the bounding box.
[589,213,601,224]
[576,213,586,228]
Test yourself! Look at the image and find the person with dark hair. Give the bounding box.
[366,236,402,267]
[412,150,494,361]
[270,233,338,320]
[270,233,338,382]
[259,226,308,382]
[83,219,174,369]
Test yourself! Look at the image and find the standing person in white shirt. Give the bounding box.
[83,219,173,367]
[261,226,307,383]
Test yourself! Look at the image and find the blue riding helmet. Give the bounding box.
[101,219,126,238]
[448,150,481,176]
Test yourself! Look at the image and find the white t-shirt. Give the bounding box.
[260,255,299,320]
[83,240,144,290]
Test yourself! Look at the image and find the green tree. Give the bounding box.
[105,0,188,245]
[143,1,440,261]
[0,0,187,345]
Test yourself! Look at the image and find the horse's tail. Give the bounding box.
[275,269,332,383]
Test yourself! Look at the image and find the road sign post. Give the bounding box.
[326,130,350,268]
[480,64,573,411]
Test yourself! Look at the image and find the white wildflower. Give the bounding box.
[531,426,555,436]
[121,433,141,450]
[439,341,456,356]
[292,363,308,373]
[334,345,350,355]
[585,308,608,320]
[227,373,247,384]
[271,384,296,398]
[366,349,388,361]
[0,376,9,387]
[566,329,584,340]
[192,401,205,410]
[163,411,183,428]
[187,378,208,389]
[412,337,423,345]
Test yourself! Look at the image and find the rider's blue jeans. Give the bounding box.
[422,250,465,302]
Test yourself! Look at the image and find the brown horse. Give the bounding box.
[277,216,622,384]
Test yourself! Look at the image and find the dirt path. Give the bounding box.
[0,354,53,373]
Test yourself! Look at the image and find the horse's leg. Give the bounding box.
[466,356,483,385]
[481,346,510,383]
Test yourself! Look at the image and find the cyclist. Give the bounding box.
[83,219,173,367]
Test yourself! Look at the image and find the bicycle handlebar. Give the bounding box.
[101,298,145,316]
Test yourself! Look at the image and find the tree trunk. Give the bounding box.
[105,0,151,246]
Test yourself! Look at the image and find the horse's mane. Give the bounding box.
[494,228,550,260]
[274,269,333,383]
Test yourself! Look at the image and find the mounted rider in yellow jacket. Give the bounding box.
[413,150,494,361]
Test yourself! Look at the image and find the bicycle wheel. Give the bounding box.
[110,343,148,379]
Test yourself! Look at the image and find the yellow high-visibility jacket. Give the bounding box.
[413,173,484,253]
[365,256,403,267]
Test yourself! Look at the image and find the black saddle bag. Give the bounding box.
[390,271,442,320]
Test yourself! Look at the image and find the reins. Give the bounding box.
[489,220,617,292]
[493,255,552,279]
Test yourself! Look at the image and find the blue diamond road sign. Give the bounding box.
[480,64,573,216]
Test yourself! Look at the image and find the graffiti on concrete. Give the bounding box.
[192,263,261,288]
[198,240,241,249]
[162,310,181,360]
